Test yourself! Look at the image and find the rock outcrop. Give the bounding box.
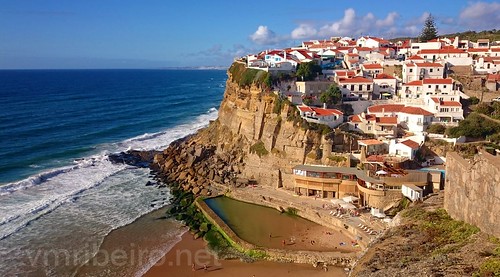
[151,63,353,193]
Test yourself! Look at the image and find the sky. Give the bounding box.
[0,0,499,69]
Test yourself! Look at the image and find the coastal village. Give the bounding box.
[149,31,500,276]
[237,34,500,217]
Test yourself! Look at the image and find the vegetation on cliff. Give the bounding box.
[446,113,500,140]
[352,198,499,277]
[229,62,271,88]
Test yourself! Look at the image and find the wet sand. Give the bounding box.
[144,233,348,277]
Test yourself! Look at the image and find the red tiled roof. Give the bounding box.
[431,97,440,103]
[422,78,453,85]
[335,70,356,77]
[338,76,373,83]
[441,101,461,107]
[415,62,443,67]
[368,104,405,113]
[355,47,373,52]
[350,115,362,122]
[374,73,395,80]
[407,55,424,60]
[358,139,385,146]
[418,49,466,54]
[313,108,343,116]
[491,48,500,52]
[487,73,500,81]
[362,63,383,69]
[405,80,423,86]
[400,106,434,116]
[347,53,359,57]
[467,48,489,52]
[298,106,314,112]
[400,139,420,149]
[376,117,398,124]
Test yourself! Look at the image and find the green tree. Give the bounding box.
[320,83,342,107]
[296,61,322,81]
[427,124,446,134]
[420,14,438,42]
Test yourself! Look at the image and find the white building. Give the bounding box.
[389,139,421,160]
[401,78,455,99]
[373,73,398,99]
[402,62,445,83]
[338,76,374,100]
[297,106,344,128]
[402,184,423,202]
[424,95,464,122]
[360,63,383,78]
[367,104,434,134]
[408,41,442,56]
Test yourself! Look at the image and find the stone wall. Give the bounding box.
[444,150,500,237]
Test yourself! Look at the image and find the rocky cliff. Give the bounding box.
[152,63,354,194]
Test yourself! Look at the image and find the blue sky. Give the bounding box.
[1,0,499,69]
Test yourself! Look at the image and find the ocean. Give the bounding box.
[0,69,226,276]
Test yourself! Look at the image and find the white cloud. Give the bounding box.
[291,24,317,39]
[250,25,280,45]
[459,1,500,29]
[376,12,399,28]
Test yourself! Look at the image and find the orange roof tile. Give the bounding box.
[367,104,405,113]
[338,76,373,84]
[415,62,443,67]
[405,80,423,86]
[400,106,434,116]
[422,78,453,85]
[441,101,461,107]
[362,63,383,69]
[358,139,385,146]
[376,117,398,124]
[400,140,420,149]
[374,73,395,80]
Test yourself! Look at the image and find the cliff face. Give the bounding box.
[153,64,351,193]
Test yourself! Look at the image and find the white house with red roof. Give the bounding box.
[349,113,398,137]
[289,49,320,63]
[418,48,471,66]
[344,53,360,69]
[408,41,442,56]
[356,36,391,48]
[297,105,344,128]
[333,70,357,83]
[424,95,464,122]
[360,63,383,78]
[388,139,421,160]
[398,106,434,134]
[338,76,374,100]
[474,57,500,74]
[353,47,374,59]
[402,62,445,83]
[401,78,455,99]
[486,73,500,91]
[367,104,434,134]
[373,73,398,99]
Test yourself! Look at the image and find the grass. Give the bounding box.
[328,155,347,163]
[402,207,480,255]
[285,207,298,216]
[250,141,269,157]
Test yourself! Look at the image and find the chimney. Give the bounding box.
[361,112,366,119]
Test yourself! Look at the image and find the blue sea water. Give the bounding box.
[0,69,226,276]
[0,69,225,184]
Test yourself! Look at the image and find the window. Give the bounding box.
[359,85,363,91]
[367,85,371,90]
[435,85,438,89]
[368,126,372,131]
[351,85,355,91]
[444,85,447,88]
[430,68,433,72]
[343,85,347,89]
[409,69,413,73]
[428,85,431,88]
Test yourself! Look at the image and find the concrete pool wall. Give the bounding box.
[195,196,357,266]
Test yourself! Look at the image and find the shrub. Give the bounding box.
[427,124,447,134]
[475,103,494,115]
[249,141,269,157]
[469,96,480,105]
[328,155,347,162]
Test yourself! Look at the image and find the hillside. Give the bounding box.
[391,29,500,42]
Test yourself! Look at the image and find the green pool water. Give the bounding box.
[204,196,335,250]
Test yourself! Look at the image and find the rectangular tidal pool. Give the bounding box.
[204,196,357,252]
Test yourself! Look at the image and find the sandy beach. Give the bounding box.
[144,233,348,276]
